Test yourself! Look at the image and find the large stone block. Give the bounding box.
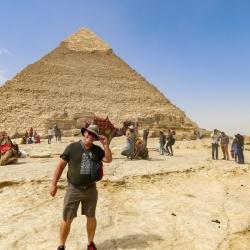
[72,111,94,120]
[45,119,76,130]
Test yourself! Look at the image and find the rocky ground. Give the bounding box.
[0,137,250,250]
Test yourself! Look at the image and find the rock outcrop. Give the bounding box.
[0,28,198,135]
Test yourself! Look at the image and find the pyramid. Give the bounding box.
[0,28,198,135]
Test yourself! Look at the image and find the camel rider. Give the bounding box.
[125,125,138,158]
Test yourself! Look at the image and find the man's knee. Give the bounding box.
[87,217,96,223]
[62,218,73,226]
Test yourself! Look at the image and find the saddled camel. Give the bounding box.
[85,116,131,145]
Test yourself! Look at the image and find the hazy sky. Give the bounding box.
[0,0,250,135]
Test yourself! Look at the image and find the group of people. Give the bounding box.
[0,131,20,166]
[159,129,176,156]
[20,127,41,144]
[48,124,62,144]
[211,129,245,164]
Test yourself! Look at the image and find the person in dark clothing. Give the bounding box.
[165,130,175,156]
[235,134,244,164]
[142,128,149,148]
[231,137,238,162]
[54,124,62,142]
[50,124,112,250]
[159,131,167,155]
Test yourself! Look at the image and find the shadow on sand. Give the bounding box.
[97,234,163,249]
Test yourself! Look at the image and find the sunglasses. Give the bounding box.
[86,131,99,140]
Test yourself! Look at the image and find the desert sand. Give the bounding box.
[1,137,250,250]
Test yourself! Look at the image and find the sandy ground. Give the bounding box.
[1,137,250,250]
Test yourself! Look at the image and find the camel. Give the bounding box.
[84,116,149,159]
[0,132,18,166]
[85,116,132,145]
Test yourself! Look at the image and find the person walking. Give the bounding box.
[159,131,167,155]
[48,127,53,144]
[165,130,175,156]
[54,124,62,142]
[231,136,238,162]
[220,132,230,160]
[211,129,220,160]
[50,124,112,250]
[235,133,244,164]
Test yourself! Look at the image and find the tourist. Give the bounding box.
[211,129,220,160]
[124,125,137,159]
[50,124,112,250]
[24,130,29,141]
[231,136,238,162]
[33,130,38,139]
[29,127,33,137]
[159,131,167,155]
[235,133,244,164]
[35,134,41,144]
[220,132,230,160]
[48,127,53,144]
[26,136,34,144]
[165,130,175,156]
[54,124,62,142]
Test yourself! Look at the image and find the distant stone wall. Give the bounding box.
[44,111,94,136]
[137,113,195,131]
[73,111,94,129]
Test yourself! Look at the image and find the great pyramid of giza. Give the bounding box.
[0,28,198,135]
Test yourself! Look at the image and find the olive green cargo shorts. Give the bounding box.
[63,183,98,220]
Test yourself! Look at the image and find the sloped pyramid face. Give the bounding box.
[0,28,197,133]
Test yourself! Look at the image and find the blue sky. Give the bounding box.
[1,0,250,135]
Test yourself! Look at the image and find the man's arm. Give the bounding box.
[99,135,112,163]
[50,159,67,197]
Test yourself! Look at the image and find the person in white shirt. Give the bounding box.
[211,129,220,160]
[48,128,53,144]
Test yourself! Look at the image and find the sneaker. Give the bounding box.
[57,246,65,250]
[87,242,97,250]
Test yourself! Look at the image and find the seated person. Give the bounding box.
[35,134,41,143]
[26,137,34,144]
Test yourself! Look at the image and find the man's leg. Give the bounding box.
[225,144,229,160]
[86,217,96,243]
[212,144,215,159]
[159,144,164,155]
[221,145,226,159]
[165,143,170,155]
[238,148,244,164]
[215,144,218,159]
[169,145,173,155]
[59,219,74,246]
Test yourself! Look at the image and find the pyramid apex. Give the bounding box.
[61,27,112,53]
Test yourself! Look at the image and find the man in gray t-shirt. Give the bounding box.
[50,124,112,250]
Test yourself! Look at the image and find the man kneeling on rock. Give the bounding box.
[50,124,112,250]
